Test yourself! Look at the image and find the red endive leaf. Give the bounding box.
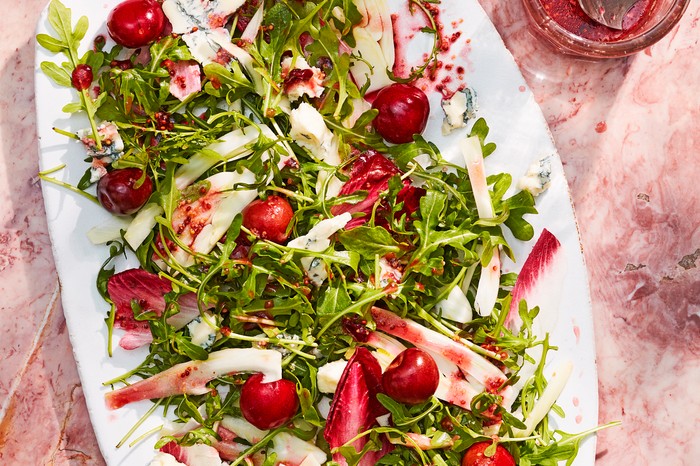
[108,268,172,332]
[507,228,566,335]
[331,151,406,228]
[324,347,390,465]
[107,268,201,350]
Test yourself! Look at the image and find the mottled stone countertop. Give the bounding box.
[1,1,698,465]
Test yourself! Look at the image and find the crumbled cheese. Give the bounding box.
[281,56,325,101]
[317,396,332,419]
[441,88,477,135]
[289,103,342,198]
[186,312,219,348]
[518,154,553,196]
[257,332,302,358]
[162,0,245,34]
[289,103,340,165]
[287,213,352,285]
[162,1,250,70]
[315,170,344,199]
[149,452,187,466]
[180,28,232,66]
[77,122,124,182]
[317,359,348,393]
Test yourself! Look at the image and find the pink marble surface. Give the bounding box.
[0,0,698,465]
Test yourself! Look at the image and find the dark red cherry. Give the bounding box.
[462,442,516,466]
[242,195,294,243]
[382,348,439,405]
[371,83,430,144]
[96,168,153,216]
[107,0,165,48]
[240,373,299,430]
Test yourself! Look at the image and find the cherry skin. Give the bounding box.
[239,373,299,430]
[96,168,153,216]
[382,348,439,405]
[462,442,516,466]
[371,83,430,144]
[107,0,165,48]
[242,195,294,243]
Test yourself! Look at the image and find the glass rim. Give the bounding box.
[522,0,691,58]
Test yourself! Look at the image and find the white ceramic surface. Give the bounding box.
[34,0,598,464]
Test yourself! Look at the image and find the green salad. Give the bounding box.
[37,0,615,465]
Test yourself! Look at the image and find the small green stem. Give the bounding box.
[415,307,498,360]
[317,288,392,338]
[102,367,144,387]
[228,427,285,466]
[116,399,162,448]
[80,89,102,150]
[266,186,314,203]
[38,173,99,204]
[105,301,116,358]
[39,164,67,176]
[53,127,79,139]
[128,424,163,447]
[558,421,622,446]
[223,331,318,347]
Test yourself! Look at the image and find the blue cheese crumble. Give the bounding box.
[441,88,477,135]
[162,0,250,69]
[518,154,553,196]
[77,122,124,182]
[287,213,352,286]
[186,312,219,349]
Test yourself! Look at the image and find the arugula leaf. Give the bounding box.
[418,190,446,236]
[317,279,352,316]
[38,0,104,145]
[338,226,403,257]
[469,118,497,157]
[40,61,72,87]
[36,33,66,53]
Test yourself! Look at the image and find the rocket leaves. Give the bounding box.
[36,1,596,465]
[338,226,403,258]
[37,0,105,144]
[36,0,87,61]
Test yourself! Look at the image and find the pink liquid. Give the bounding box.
[541,0,655,42]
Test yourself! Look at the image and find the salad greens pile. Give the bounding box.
[38,0,616,465]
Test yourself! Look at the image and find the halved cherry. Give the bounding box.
[462,441,516,466]
[242,195,294,243]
